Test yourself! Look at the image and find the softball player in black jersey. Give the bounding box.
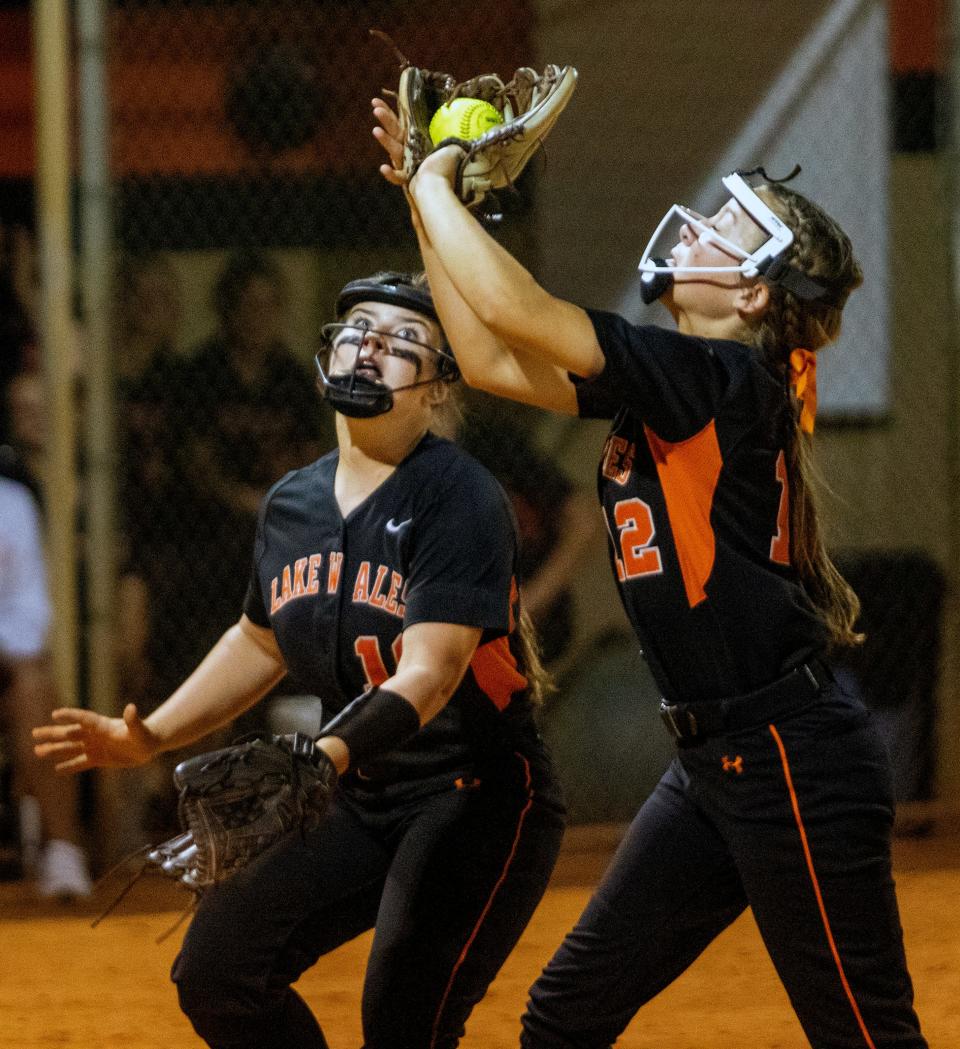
[372,104,927,1049]
[33,272,565,1049]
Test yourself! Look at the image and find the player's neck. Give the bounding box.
[334,415,428,514]
[675,308,752,343]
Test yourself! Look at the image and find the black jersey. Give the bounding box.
[574,309,829,704]
[244,432,542,792]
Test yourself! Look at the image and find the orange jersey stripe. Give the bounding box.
[644,421,723,607]
[470,635,528,711]
[769,723,879,1049]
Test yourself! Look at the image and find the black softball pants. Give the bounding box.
[173,751,565,1049]
[521,682,927,1049]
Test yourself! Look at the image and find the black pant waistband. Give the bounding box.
[659,660,833,742]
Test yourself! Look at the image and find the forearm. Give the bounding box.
[415,222,510,380]
[411,173,542,344]
[412,171,602,379]
[316,622,480,773]
[144,619,285,753]
[413,197,579,412]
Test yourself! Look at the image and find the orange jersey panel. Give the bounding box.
[644,422,723,608]
[470,636,528,712]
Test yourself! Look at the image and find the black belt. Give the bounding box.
[658,660,833,742]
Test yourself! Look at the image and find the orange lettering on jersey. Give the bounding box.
[354,635,390,688]
[269,552,329,615]
[307,554,322,594]
[644,421,723,608]
[280,565,293,605]
[601,435,635,485]
[613,498,663,579]
[385,571,403,615]
[368,565,389,608]
[352,561,371,603]
[292,557,308,598]
[327,551,343,593]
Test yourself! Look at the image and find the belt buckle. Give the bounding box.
[659,700,698,740]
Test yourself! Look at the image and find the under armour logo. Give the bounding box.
[721,754,744,775]
[385,517,412,535]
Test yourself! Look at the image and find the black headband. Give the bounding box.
[335,279,440,324]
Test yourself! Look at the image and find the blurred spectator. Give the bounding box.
[115,252,189,498]
[183,249,334,519]
[458,392,597,666]
[116,251,335,833]
[0,219,91,892]
[0,472,92,898]
[113,254,194,710]
[2,369,46,497]
[0,218,38,492]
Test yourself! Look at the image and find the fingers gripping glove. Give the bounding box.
[395,58,578,208]
[147,732,336,892]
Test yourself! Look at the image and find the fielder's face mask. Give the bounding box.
[637,169,829,305]
[315,278,459,418]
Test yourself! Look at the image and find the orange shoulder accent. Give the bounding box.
[470,636,528,711]
[643,421,723,607]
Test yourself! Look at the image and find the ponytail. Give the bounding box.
[749,183,865,649]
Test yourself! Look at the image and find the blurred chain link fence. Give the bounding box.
[2,0,956,843]
[77,2,960,826]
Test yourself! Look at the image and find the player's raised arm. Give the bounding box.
[416,218,579,412]
[408,147,604,377]
[372,98,594,411]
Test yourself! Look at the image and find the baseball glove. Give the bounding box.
[146,732,336,892]
[375,32,577,208]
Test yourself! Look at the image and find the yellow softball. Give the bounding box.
[428,97,504,145]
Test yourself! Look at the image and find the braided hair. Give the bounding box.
[747,184,864,648]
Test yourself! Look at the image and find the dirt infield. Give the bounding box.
[1,818,957,1049]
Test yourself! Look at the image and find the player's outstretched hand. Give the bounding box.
[372,98,466,188]
[33,702,160,773]
[371,96,405,186]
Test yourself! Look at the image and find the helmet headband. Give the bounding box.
[336,278,440,327]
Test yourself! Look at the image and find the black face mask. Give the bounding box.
[316,368,396,418]
[314,334,457,420]
[639,258,673,305]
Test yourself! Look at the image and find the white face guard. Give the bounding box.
[637,171,828,304]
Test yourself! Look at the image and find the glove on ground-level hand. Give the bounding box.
[381,34,577,209]
[147,732,336,892]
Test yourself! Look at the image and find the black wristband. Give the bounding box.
[319,687,421,770]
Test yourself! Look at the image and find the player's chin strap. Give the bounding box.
[639,260,674,305]
[314,354,453,419]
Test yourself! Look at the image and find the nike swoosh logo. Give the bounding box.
[385,517,412,534]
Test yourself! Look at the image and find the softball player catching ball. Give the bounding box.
[34,272,565,1049]
[372,98,927,1048]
